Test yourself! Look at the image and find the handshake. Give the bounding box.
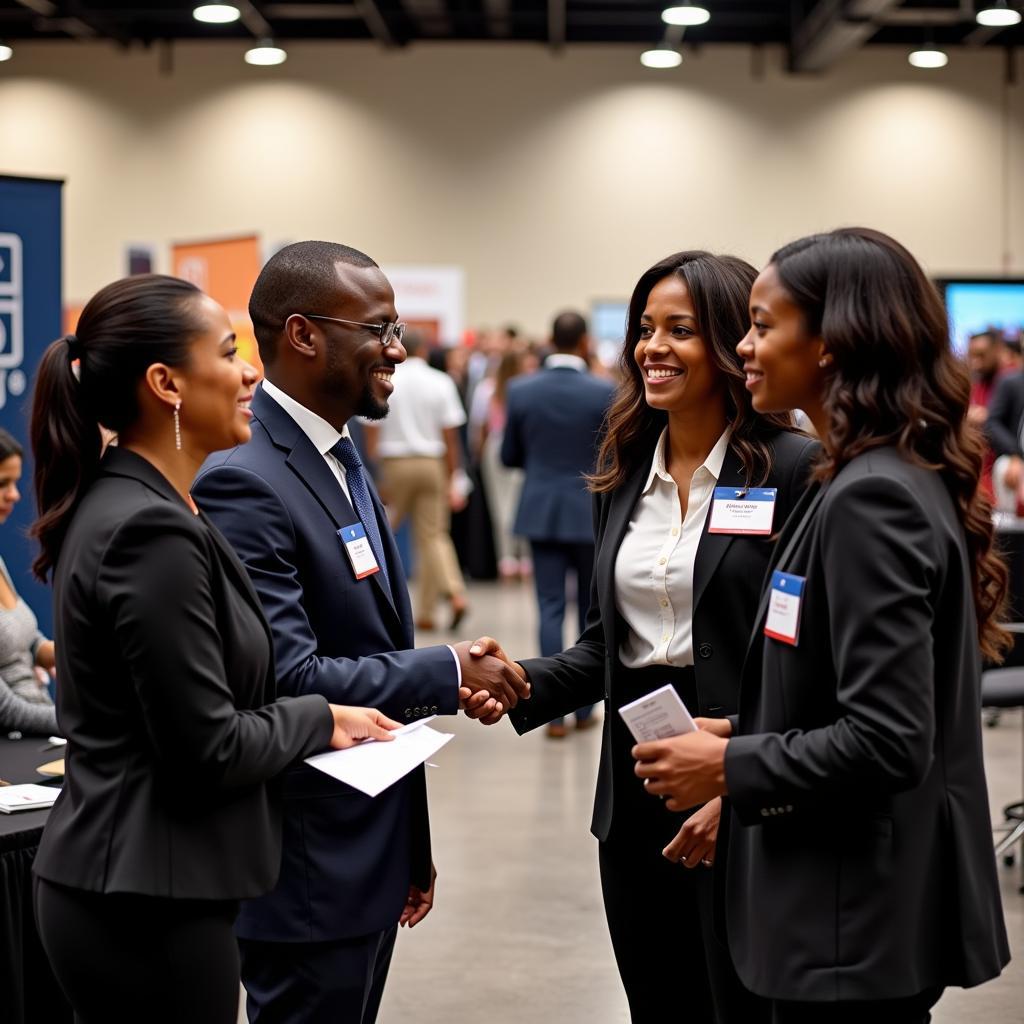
[453,636,529,725]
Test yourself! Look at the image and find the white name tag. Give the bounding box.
[708,486,777,536]
[764,570,805,646]
[338,523,381,580]
[618,684,697,744]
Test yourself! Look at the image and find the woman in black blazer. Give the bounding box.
[29,275,400,1024]
[471,251,817,1023]
[634,228,1011,1023]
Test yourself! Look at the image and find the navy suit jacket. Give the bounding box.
[501,365,614,544]
[193,385,459,943]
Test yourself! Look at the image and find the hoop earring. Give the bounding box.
[174,400,182,451]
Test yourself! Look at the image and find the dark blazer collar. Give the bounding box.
[692,443,746,612]
[101,446,193,509]
[251,386,400,618]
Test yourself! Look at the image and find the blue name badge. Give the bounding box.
[707,486,778,536]
[764,570,805,646]
[337,523,381,580]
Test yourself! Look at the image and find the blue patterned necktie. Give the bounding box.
[330,437,391,595]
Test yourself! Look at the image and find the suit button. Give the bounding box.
[760,808,769,817]
[698,643,713,660]
[404,708,412,718]
[430,705,438,714]
[785,805,794,813]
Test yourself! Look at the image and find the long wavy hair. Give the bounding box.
[30,274,203,581]
[771,227,1009,661]
[590,251,794,493]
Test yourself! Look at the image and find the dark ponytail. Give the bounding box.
[30,274,203,581]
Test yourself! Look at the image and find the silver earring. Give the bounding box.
[819,358,830,368]
[174,400,182,451]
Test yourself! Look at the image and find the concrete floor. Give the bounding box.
[372,579,1024,1024]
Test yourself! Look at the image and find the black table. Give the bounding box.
[0,736,72,1024]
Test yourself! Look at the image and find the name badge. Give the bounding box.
[764,570,805,646]
[708,487,778,536]
[337,523,381,580]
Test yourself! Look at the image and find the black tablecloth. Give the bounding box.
[0,736,72,1024]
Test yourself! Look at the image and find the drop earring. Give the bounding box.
[174,400,182,451]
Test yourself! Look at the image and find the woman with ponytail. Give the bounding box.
[29,275,401,1024]
[633,229,1010,1022]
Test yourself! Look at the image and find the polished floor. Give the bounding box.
[375,580,1024,1023]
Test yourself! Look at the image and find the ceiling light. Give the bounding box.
[0,44,12,63]
[662,5,711,27]
[976,2,1022,27]
[245,41,287,66]
[908,47,949,68]
[193,4,241,24]
[641,48,683,69]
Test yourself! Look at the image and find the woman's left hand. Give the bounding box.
[663,797,722,868]
[633,731,729,812]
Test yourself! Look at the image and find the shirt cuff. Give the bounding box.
[446,645,463,688]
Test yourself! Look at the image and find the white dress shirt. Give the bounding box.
[544,353,589,373]
[259,378,462,683]
[261,378,353,503]
[615,427,732,669]
[371,357,466,458]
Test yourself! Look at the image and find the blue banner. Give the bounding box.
[0,175,63,635]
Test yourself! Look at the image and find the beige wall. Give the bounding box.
[0,40,1021,336]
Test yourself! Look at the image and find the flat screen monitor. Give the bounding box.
[939,279,1024,356]
[591,300,629,368]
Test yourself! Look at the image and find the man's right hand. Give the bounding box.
[452,639,530,723]
[693,716,733,739]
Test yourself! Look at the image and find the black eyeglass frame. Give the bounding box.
[301,313,406,348]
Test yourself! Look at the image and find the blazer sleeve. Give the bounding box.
[984,375,1021,457]
[725,472,940,825]
[192,463,459,715]
[509,494,607,732]
[0,673,58,735]
[96,503,333,792]
[500,388,525,469]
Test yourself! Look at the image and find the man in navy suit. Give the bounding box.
[192,241,527,1024]
[502,312,614,737]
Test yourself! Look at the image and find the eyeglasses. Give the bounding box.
[302,313,406,348]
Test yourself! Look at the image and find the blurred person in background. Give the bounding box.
[475,349,531,581]
[966,329,1008,500]
[502,311,615,737]
[984,348,1024,513]
[0,428,58,736]
[364,331,470,631]
[29,274,398,1024]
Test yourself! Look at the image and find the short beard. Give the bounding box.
[356,383,389,421]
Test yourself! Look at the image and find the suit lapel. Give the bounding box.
[692,445,744,613]
[254,390,401,623]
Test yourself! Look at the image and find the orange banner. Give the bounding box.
[172,235,263,374]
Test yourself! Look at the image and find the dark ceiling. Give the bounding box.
[0,1,1021,71]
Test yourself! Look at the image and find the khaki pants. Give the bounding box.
[379,456,465,620]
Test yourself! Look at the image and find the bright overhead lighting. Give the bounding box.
[976,3,1022,27]
[245,42,287,66]
[641,48,683,69]
[908,47,949,68]
[0,44,12,63]
[193,4,241,24]
[662,5,711,27]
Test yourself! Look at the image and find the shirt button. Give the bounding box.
[659,557,667,566]
[662,635,669,643]
[660,599,668,608]
[671,528,679,536]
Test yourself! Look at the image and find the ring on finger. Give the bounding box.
[701,858,713,867]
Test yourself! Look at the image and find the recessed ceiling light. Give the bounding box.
[908,47,949,68]
[662,5,711,27]
[245,42,287,66]
[0,44,12,63]
[641,49,683,69]
[976,3,1022,27]
[193,4,241,24]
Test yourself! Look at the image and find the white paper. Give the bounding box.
[618,684,697,743]
[0,783,59,813]
[304,718,454,798]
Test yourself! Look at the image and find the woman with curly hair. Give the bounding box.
[633,228,1010,1023]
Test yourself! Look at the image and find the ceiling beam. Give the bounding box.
[791,0,900,73]
[353,0,396,45]
[10,0,57,15]
[482,0,511,38]
[261,4,362,17]
[236,1,273,39]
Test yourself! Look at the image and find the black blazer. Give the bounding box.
[511,429,819,842]
[725,446,1010,1001]
[32,449,333,900]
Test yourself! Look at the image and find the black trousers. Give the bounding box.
[239,924,397,1024]
[770,986,945,1023]
[600,665,768,1024]
[33,876,240,1024]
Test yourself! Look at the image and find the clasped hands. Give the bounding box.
[454,636,530,724]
